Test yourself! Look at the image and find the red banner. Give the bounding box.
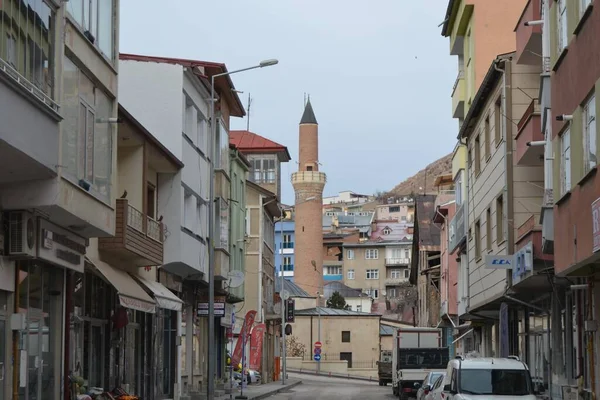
[249,323,266,370]
[231,310,257,367]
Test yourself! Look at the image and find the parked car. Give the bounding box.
[426,374,447,400]
[415,371,446,400]
[440,355,542,399]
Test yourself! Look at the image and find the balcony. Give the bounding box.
[448,203,466,253]
[451,72,465,119]
[385,258,410,266]
[515,100,543,166]
[0,59,61,185]
[515,0,542,66]
[385,277,408,286]
[279,242,294,254]
[99,199,164,266]
[291,171,327,185]
[214,248,229,280]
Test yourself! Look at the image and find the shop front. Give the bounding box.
[0,258,16,400]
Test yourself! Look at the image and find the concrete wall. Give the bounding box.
[289,315,380,365]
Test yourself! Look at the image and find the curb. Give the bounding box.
[286,369,377,382]
[251,380,303,400]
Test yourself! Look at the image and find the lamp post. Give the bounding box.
[208,58,278,400]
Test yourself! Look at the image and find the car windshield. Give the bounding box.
[459,369,532,396]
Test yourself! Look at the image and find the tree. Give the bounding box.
[286,335,307,357]
[327,291,347,309]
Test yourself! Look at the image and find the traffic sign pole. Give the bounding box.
[313,341,322,373]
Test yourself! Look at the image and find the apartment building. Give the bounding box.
[117,54,245,391]
[322,190,373,205]
[0,2,120,399]
[375,200,415,223]
[230,130,290,383]
[538,0,600,394]
[410,195,441,328]
[275,220,295,279]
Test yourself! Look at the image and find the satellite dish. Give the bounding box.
[227,270,245,288]
[283,290,290,300]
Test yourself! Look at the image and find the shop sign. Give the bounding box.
[593,198,600,253]
[220,303,234,327]
[512,242,533,285]
[197,296,226,317]
[38,219,86,273]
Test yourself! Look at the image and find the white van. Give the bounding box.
[440,355,542,399]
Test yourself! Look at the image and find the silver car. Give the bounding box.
[416,372,445,400]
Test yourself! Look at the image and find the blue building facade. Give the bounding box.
[275,220,296,280]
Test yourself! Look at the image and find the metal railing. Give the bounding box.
[385,258,410,265]
[291,171,327,184]
[125,201,164,243]
[452,70,465,94]
[0,58,59,112]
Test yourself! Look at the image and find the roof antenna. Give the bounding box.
[246,92,252,131]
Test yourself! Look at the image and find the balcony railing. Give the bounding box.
[386,258,410,266]
[99,199,164,266]
[291,171,327,184]
[452,70,464,94]
[282,242,294,249]
[385,277,407,286]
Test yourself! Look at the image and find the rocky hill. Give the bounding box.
[384,153,453,197]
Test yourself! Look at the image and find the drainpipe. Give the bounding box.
[434,208,450,322]
[459,137,470,315]
[258,196,264,323]
[587,279,596,398]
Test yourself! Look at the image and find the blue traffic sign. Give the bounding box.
[313,354,321,362]
[314,348,322,355]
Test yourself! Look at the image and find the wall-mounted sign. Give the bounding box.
[512,242,533,285]
[38,219,86,273]
[484,255,513,269]
[197,295,226,317]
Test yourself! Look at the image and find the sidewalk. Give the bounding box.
[216,379,302,400]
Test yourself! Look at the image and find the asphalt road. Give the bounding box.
[268,373,396,400]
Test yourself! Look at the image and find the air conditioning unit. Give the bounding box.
[8,211,38,258]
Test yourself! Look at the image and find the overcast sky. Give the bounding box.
[120,0,458,205]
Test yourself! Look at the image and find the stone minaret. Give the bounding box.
[292,98,326,301]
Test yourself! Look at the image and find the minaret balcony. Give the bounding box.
[291,171,327,184]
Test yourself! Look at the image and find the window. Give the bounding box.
[213,198,229,248]
[365,249,379,259]
[383,228,391,235]
[245,208,250,236]
[347,269,355,280]
[495,97,503,145]
[389,206,400,213]
[62,57,113,203]
[455,171,463,206]
[347,249,355,260]
[583,94,597,174]
[404,249,410,258]
[341,331,351,343]
[216,121,230,171]
[250,158,276,183]
[496,196,504,243]
[390,270,402,279]
[486,208,492,250]
[484,116,491,159]
[560,128,571,195]
[68,0,115,59]
[404,269,409,278]
[581,0,592,16]
[325,266,342,275]
[474,135,481,176]
[557,0,568,53]
[366,269,379,279]
[1,2,54,96]
[388,288,397,298]
[283,234,293,249]
[283,257,293,271]
[475,220,481,259]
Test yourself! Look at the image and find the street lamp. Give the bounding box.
[207,58,278,400]
[315,291,324,374]
[278,196,316,385]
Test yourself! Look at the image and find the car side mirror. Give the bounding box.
[414,382,421,389]
[443,384,455,393]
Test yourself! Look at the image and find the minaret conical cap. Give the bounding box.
[300,99,318,125]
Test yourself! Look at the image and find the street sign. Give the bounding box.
[285,299,295,323]
[313,354,321,362]
[314,348,321,355]
[485,255,514,269]
[314,341,322,349]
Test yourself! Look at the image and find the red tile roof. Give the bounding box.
[119,53,245,117]
[230,130,291,161]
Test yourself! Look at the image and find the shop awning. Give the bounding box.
[135,275,183,311]
[86,257,156,314]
